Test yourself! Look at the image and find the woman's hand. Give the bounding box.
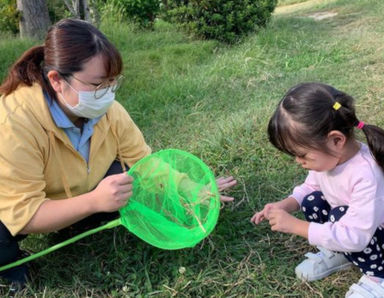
[92,173,133,212]
[216,176,237,202]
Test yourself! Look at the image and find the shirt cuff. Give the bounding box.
[290,193,303,206]
[308,222,323,247]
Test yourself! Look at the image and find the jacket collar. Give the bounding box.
[22,83,111,149]
[22,83,72,145]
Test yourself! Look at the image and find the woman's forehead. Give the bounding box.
[77,55,107,80]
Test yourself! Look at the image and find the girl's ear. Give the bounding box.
[327,130,346,150]
[47,70,64,93]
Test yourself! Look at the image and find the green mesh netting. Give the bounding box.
[0,149,220,272]
[121,148,220,249]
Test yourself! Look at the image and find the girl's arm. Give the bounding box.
[277,196,301,212]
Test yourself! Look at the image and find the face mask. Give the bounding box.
[60,82,115,119]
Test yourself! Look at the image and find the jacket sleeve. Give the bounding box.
[109,102,151,167]
[0,118,48,236]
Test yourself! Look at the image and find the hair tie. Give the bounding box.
[333,102,341,110]
[356,121,365,129]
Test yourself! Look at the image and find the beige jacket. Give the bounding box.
[0,83,151,235]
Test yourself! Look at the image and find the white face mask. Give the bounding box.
[60,81,115,119]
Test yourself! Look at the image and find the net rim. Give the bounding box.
[119,148,220,250]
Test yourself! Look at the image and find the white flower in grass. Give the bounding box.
[179,267,186,274]
[364,248,372,254]
[370,255,378,261]
[307,195,315,201]
[358,257,366,262]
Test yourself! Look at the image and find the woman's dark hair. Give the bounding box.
[268,82,384,171]
[0,18,122,99]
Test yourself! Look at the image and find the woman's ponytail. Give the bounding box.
[0,45,45,96]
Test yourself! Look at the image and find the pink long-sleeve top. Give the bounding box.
[290,143,384,252]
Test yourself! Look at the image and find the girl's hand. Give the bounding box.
[251,197,301,225]
[268,209,296,233]
[268,209,309,238]
[92,173,133,212]
[251,202,282,224]
[216,176,237,202]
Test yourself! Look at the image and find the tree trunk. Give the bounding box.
[16,0,51,39]
[63,0,80,18]
[82,0,91,22]
[63,0,99,25]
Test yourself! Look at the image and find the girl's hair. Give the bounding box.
[268,82,384,171]
[0,18,123,99]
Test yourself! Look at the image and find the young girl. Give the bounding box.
[252,82,384,297]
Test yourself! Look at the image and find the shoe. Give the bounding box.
[8,281,26,296]
[0,250,30,290]
[346,275,384,297]
[295,246,352,281]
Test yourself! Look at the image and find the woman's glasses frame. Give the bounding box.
[59,72,124,99]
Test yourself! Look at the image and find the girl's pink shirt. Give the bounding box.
[291,143,384,252]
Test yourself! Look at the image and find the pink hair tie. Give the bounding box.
[356,121,365,129]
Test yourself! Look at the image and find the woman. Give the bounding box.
[0,18,236,288]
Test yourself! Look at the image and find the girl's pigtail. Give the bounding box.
[360,124,384,172]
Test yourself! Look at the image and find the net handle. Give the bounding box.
[0,218,122,272]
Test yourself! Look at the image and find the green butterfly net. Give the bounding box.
[0,149,220,272]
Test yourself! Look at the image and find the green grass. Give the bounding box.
[2,0,384,296]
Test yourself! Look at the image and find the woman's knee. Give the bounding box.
[104,160,129,177]
[0,222,23,265]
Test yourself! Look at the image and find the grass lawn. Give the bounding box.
[1,0,384,296]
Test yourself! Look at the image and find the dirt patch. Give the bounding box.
[307,11,338,20]
[274,0,338,15]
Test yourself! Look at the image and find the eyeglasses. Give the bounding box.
[68,74,124,99]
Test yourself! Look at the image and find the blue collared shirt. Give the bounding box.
[44,93,101,163]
